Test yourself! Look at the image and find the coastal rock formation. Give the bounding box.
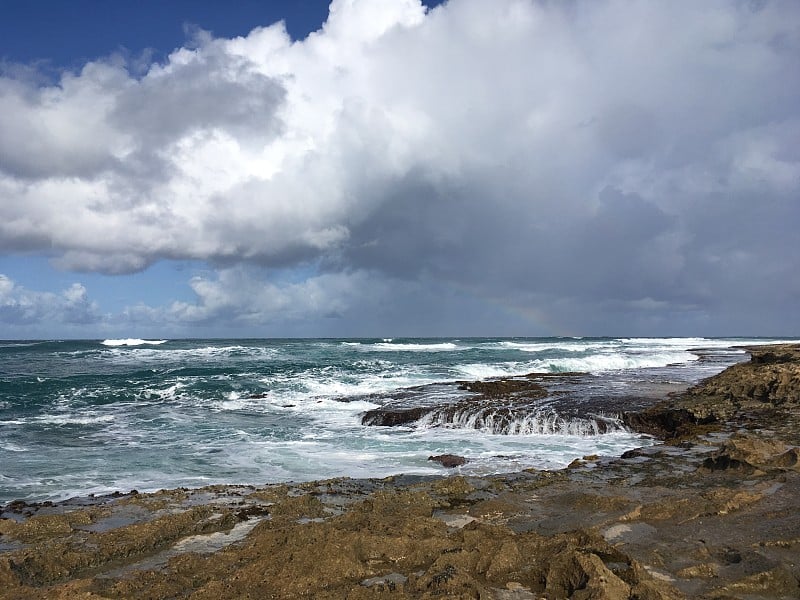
[1,344,799,599]
[361,376,550,429]
[623,343,800,440]
[361,406,430,427]
[361,373,624,435]
[702,433,800,472]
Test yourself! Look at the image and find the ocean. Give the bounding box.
[0,337,793,504]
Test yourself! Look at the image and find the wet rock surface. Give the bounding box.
[428,454,469,468]
[360,372,630,435]
[2,345,800,599]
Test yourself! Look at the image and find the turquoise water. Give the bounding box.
[0,337,790,503]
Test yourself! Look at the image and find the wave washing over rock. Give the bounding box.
[6,336,788,503]
[1,343,799,598]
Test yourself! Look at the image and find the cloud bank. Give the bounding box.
[0,275,101,329]
[1,0,798,335]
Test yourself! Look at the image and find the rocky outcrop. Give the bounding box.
[0,485,685,599]
[622,406,713,439]
[361,406,430,426]
[362,373,624,435]
[428,454,468,468]
[362,375,550,429]
[456,377,549,398]
[679,344,800,410]
[702,433,800,472]
[624,344,800,440]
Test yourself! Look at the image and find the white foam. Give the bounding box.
[0,442,28,452]
[453,362,531,380]
[301,371,426,398]
[102,338,168,347]
[616,337,800,350]
[372,342,460,352]
[339,341,461,351]
[616,337,713,346]
[97,345,281,368]
[530,350,698,373]
[137,381,188,402]
[498,340,615,353]
[34,414,116,425]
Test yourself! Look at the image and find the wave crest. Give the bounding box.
[101,338,168,347]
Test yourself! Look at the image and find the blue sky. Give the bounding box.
[0,0,798,339]
[1,1,333,65]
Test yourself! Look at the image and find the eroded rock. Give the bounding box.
[702,433,800,472]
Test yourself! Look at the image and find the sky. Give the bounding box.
[0,0,798,339]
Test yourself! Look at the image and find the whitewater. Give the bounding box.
[0,337,794,504]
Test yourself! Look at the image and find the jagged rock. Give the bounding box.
[624,344,800,440]
[622,407,714,440]
[679,344,800,416]
[361,406,431,426]
[545,551,632,599]
[702,433,800,472]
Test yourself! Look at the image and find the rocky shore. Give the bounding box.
[1,345,799,599]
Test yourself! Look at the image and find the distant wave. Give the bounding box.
[373,342,460,352]
[498,340,612,353]
[340,341,461,352]
[531,350,698,373]
[101,338,168,347]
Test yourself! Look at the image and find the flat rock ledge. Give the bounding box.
[1,345,800,599]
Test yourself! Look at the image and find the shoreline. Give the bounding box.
[1,344,799,598]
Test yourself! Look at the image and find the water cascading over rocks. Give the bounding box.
[361,374,627,435]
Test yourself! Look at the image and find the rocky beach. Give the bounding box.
[1,344,799,599]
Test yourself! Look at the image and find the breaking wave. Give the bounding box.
[102,338,168,347]
[529,350,698,373]
[344,341,461,352]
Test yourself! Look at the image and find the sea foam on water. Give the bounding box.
[1,336,795,503]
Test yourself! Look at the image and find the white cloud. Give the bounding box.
[0,275,102,326]
[173,268,379,322]
[0,0,798,334]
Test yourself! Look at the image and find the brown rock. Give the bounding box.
[429,454,468,468]
[545,551,631,599]
[703,433,800,472]
[458,377,547,399]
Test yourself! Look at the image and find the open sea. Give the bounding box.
[0,337,794,504]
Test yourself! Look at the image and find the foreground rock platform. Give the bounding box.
[1,345,799,599]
